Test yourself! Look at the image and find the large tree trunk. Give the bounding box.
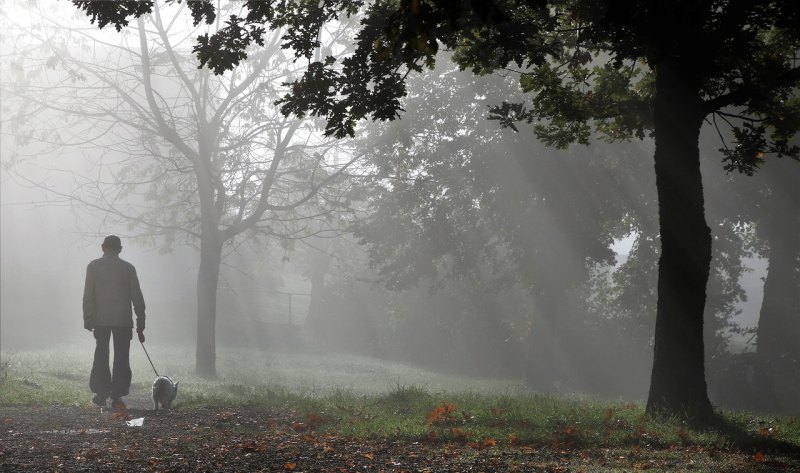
[754,158,800,410]
[645,60,714,420]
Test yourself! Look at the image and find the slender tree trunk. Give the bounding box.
[196,229,223,378]
[306,241,332,327]
[645,60,714,420]
[525,288,568,390]
[194,138,223,378]
[755,159,800,410]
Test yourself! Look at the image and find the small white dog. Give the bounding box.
[152,376,178,410]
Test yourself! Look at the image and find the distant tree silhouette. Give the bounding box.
[753,158,800,410]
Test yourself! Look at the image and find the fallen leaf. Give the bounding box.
[237,441,268,453]
[757,427,776,437]
[83,449,101,460]
[306,413,325,429]
[291,422,306,431]
[426,402,457,426]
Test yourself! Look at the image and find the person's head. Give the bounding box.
[101,235,122,254]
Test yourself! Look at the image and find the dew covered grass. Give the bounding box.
[0,341,531,407]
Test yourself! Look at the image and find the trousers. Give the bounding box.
[89,327,132,399]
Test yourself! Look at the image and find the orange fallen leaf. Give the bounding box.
[757,427,776,437]
[283,462,296,471]
[753,451,765,463]
[426,402,457,425]
[450,427,467,440]
[362,452,375,460]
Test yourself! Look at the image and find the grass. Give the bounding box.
[2,342,799,471]
[0,341,532,408]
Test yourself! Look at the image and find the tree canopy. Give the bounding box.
[75,1,800,152]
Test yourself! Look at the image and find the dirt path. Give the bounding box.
[0,405,476,472]
[2,404,799,472]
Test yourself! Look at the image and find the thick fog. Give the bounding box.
[1,0,795,414]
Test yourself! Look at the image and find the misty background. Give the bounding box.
[0,1,793,413]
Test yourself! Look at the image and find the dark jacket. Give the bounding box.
[83,252,146,330]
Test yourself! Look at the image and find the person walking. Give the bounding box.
[83,235,146,410]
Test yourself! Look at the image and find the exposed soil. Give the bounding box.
[0,404,511,472]
[2,392,799,472]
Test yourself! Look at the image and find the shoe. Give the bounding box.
[111,398,126,410]
[92,393,108,407]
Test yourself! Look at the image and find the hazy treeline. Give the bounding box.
[301,63,799,413]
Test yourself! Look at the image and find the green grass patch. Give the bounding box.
[308,388,800,453]
[2,342,799,459]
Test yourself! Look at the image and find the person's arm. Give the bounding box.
[82,264,96,331]
[130,266,146,335]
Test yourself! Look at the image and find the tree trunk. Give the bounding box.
[196,230,223,378]
[754,158,800,410]
[306,241,332,327]
[525,286,569,391]
[194,136,223,379]
[645,60,714,421]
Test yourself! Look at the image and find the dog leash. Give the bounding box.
[139,341,160,377]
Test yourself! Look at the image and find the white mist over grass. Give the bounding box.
[2,342,533,407]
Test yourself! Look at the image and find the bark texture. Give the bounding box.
[645,60,714,420]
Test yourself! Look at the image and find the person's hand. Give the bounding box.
[137,329,145,343]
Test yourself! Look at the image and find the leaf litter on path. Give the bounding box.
[1,406,799,472]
